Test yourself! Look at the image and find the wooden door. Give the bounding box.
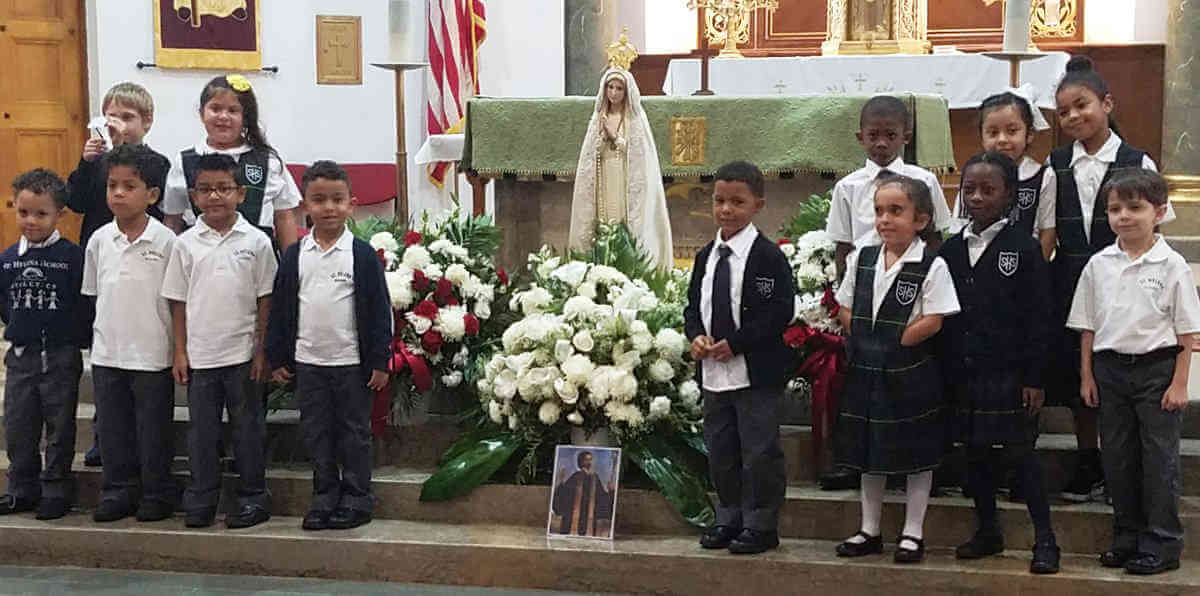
[0,0,86,249]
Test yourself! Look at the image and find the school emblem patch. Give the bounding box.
[244,164,264,186]
[755,276,774,299]
[895,280,918,306]
[1017,187,1037,211]
[998,251,1019,277]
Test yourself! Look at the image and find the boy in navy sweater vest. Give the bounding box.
[685,161,795,554]
[266,161,391,531]
[0,169,92,520]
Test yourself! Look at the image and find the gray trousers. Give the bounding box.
[93,366,175,507]
[703,385,786,532]
[4,346,82,501]
[1094,352,1184,561]
[183,362,267,512]
[295,364,374,512]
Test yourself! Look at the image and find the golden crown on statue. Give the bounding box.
[606,27,639,71]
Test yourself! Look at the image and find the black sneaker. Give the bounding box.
[1061,457,1104,503]
[1030,537,1061,574]
[93,500,135,522]
[955,530,1004,559]
[135,500,173,522]
[226,504,270,529]
[0,494,37,515]
[727,528,779,555]
[34,498,68,520]
[700,525,740,549]
[185,507,217,528]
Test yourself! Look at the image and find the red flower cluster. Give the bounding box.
[464,313,480,336]
[404,231,422,246]
[434,278,455,305]
[497,267,508,286]
[412,299,439,319]
[421,329,444,354]
[412,269,430,292]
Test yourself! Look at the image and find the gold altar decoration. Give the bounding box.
[606,27,638,71]
[822,0,930,55]
[670,117,708,166]
[1032,0,1078,38]
[686,0,781,59]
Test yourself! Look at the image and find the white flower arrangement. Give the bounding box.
[778,230,840,333]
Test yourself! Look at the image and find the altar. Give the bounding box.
[461,93,954,269]
[662,52,1070,109]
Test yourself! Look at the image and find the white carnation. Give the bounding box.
[550,261,589,288]
[585,264,629,286]
[538,400,562,425]
[566,410,584,425]
[638,294,659,311]
[506,352,535,374]
[614,348,641,371]
[406,311,433,334]
[554,377,579,405]
[561,354,596,385]
[630,332,654,355]
[369,232,400,254]
[648,358,675,383]
[779,242,796,258]
[653,328,687,359]
[577,281,598,299]
[586,366,614,406]
[385,270,414,309]
[609,369,638,403]
[424,263,444,281]
[475,299,492,320]
[493,370,517,400]
[435,305,468,341]
[572,330,595,353]
[563,295,596,321]
[441,371,463,388]
[444,263,470,286]
[648,395,672,419]
[518,286,554,314]
[678,380,701,405]
[401,244,432,269]
[604,401,645,428]
[630,320,649,335]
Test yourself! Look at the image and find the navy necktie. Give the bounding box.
[711,245,735,341]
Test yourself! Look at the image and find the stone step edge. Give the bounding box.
[0,516,1196,593]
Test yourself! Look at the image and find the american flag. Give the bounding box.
[426,0,486,188]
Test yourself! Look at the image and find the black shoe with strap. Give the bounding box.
[700,525,741,549]
[955,529,1004,559]
[1030,537,1061,574]
[727,528,779,555]
[894,535,925,564]
[836,531,884,557]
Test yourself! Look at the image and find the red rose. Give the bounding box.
[497,267,508,285]
[783,324,813,349]
[777,238,790,246]
[412,299,439,319]
[376,248,389,267]
[403,231,422,246]
[434,278,455,305]
[421,329,444,354]
[412,269,430,292]
[464,313,480,336]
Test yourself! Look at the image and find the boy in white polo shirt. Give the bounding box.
[266,161,391,531]
[162,153,277,529]
[1068,169,1200,575]
[83,144,177,523]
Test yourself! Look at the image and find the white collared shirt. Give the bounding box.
[18,230,62,256]
[836,238,960,324]
[964,218,1009,267]
[161,214,277,369]
[825,156,953,248]
[83,217,176,371]
[296,226,360,366]
[951,156,1055,236]
[699,223,756,392]
[162,140,302,227]
[1042,131,1171,241]
[1067,235,1200,354]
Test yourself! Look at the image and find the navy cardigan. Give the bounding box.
[265,237,392,376]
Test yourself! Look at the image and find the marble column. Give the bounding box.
[1162,0,1200,206]
[564,0,622,96]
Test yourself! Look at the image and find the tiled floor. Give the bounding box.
[0,566,621,596]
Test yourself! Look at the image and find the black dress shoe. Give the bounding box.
[1100,548,1136,568]
[0,494,37,515]
[83,445,102,467]
[302,509,332,531]
[35,498,68,520]
[135,500,173,522]
[185,507,217,528]
[1030,537,1061,574]
[1124,553,1180,575]
[699,525,741,549]
[955,530,1004,559]
[327,507,372,530]
[226,504,270,529]
[894,535,926,564]
[836,531,884,557]
[727,528,779,555]
[93,500,135,522]
[819,471,860,491]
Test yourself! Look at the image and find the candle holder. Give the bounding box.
[686,0,779,59]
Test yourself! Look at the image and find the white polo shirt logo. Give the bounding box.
[895,279,919,306]
[330,270,353,284]
[998,252,1019,277]
[140,248,166,262]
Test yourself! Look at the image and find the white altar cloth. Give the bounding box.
[663,52,1070,109]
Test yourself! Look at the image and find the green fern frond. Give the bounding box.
[779,190,834,240]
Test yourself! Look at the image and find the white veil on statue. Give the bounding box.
[568,67,673,269]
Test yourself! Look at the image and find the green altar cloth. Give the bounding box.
[461,94,955,178]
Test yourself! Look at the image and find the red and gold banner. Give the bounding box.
[153,0,262,70]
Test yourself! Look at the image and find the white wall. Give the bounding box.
[644,2,697,54]
[1085,0,1166,43]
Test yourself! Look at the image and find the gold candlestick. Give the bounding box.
[687,0,779,59]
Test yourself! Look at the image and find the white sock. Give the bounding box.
[847,473,886,543]
[900,471,933,550]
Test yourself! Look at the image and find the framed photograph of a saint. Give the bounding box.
[154,0,262,70]
[547,446,621,540]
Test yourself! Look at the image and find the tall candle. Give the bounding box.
[388,0,420,62]
[1002,0,1033,52]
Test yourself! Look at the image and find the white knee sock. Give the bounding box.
[848,473,887,542]
[900,471,933,549]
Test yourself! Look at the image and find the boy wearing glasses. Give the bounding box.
[161,153,277,529]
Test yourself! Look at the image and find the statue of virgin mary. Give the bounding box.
[568,66,673,269]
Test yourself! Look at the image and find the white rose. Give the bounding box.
[444,263,470,286]
[563,295,596,321]
[485,355,505,379]
[488,400,504,424]
[441,371,463,388]
[385,270,414,310]
[609,370,638,403]
[517,370,541,402]
[577,281,598,299]
[572,330,595,353]
[554,377,579,404]
[566,410,584,425]
[536,256,562,279]
[493,370,518,400]
[779,242,796,258]
[538,400,561,425]
[475,299,492,320]
[554,339,574,363]
[653,328,687,359]
[648,395,672,419]
[401,244,432,269]
[406,312,433,334]
[550,261,589,287]
[648,358,675,383]
[435,305,468,341]
[369,231,400,254]
[561,354,596,385]
[679,379,701,406]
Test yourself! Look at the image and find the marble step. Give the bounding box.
[3,457,1200,561]
[0,516,1195,595]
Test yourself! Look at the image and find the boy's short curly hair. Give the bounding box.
[103,144,168,193]
[301,160,352,196]
[714,160,765,198]
[11,168,67,208]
